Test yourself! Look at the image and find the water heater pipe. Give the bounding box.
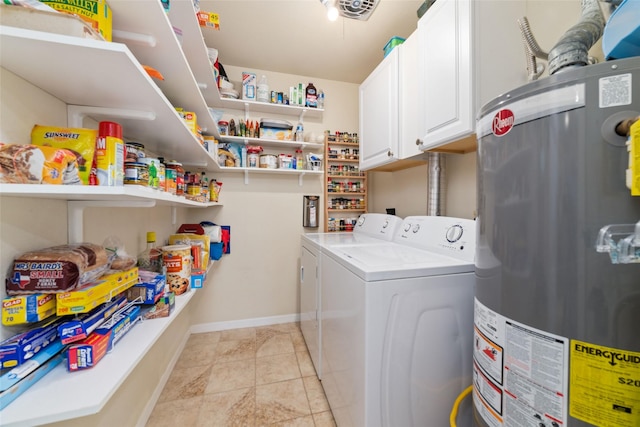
[547,0,605,75]
[427,152,446,216]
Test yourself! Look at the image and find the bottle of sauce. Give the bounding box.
[305,83,317,108]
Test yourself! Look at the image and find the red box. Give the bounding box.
[67,330,110,371]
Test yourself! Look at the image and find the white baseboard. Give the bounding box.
[190,313,300,334]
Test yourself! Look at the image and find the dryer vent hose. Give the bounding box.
[547,0,605,75]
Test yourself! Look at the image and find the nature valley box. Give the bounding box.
[39,0,113,41]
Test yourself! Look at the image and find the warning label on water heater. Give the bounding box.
[473,299,569,427]
[570,340,640,427]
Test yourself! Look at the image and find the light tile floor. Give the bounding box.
[145,322,336,427]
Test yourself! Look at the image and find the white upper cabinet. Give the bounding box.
[398,31,424,160]
[418,0,527,152]
[359,47,400,171]
[418,0,472,150]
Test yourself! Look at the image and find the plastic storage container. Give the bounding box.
[383,36,405,57]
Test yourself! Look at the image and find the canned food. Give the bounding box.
[139,157,160,189]
[124,162,148,185]
[125,142,145,163]
[166,161,185,195]
[259,154,277,169]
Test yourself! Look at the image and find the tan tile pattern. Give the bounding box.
[146,323,335,427]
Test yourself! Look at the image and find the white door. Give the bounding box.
[398,31,425,159]
[359,47,399,170]
[419,0,473,149]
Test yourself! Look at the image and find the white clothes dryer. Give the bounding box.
[299,213,403,379]
[320,215,476,427]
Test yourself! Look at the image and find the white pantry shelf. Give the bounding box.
[0,291,196,427]
[0,25,219,172]
[0,184,222,207]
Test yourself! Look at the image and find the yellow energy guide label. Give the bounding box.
[570,340,640,427]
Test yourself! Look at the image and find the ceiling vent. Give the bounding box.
[337,0,380,20]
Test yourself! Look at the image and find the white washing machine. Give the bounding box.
[300,213,403,379]
[320,215,476,427]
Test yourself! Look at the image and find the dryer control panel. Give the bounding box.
[393,216,476,262]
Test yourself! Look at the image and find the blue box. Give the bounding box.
[0,339,65,410]
[57,295,127,345]
[126,274,165,304]
[0,317,63,369]
[191,270,206,289]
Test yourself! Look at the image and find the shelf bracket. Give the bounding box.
[244,103,250,121]
[68,200,156,244]
[67,105,156,128]
[299,109,307,123]
[244,169,249,185]
[112,29,157,47]
[299,172,306,186]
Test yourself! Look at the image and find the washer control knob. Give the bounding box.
[446,225,464,242]
[357,216,366,226]
[404,223,412,232]
[412,224,420,233]
[382,220,389,228]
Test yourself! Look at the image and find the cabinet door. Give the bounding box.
[398,31,425,159]
[359,47,399,170]
[419,0,473,149]
[300,245,321,377]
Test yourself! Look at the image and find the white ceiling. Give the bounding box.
[198,0,423,84]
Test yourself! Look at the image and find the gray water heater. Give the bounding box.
[474,57,640,427]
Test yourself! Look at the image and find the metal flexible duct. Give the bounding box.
[426,152,446,216]
[517,17,548,81]
[547,0,605,75]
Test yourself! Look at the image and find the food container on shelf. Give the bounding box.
[124,162,148,186]
[218,120,229,136]
[259,154,277,169]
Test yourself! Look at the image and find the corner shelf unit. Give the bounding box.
[325,134,367,232]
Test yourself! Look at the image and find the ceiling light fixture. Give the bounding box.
[321,0,339,21]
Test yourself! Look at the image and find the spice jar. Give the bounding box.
[218,120,229,136]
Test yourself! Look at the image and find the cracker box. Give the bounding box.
[67,304,141,371]
[143,292,175,319]
[2,293,56,326]
[57,295,126,345]
[56,267,138,315]
[126,274,165,305]
[39,0,113,41]
[0,317,63,369]
[242,72,256,100]
[0,340,66,410]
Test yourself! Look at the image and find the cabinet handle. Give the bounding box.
[416,138,423,146]
[387,150,394,157]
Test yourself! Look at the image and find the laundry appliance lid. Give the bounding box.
[324,242,474,282]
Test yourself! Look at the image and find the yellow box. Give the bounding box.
[175,108,198,136]
[39,0,112,41]
[56,267,138,315]
[2,294,56,326]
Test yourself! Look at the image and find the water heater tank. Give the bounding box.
[474,57,640,427]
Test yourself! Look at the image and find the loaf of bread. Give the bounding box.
[6,243,109,294]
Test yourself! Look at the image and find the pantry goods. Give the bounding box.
[6,243,109,294]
